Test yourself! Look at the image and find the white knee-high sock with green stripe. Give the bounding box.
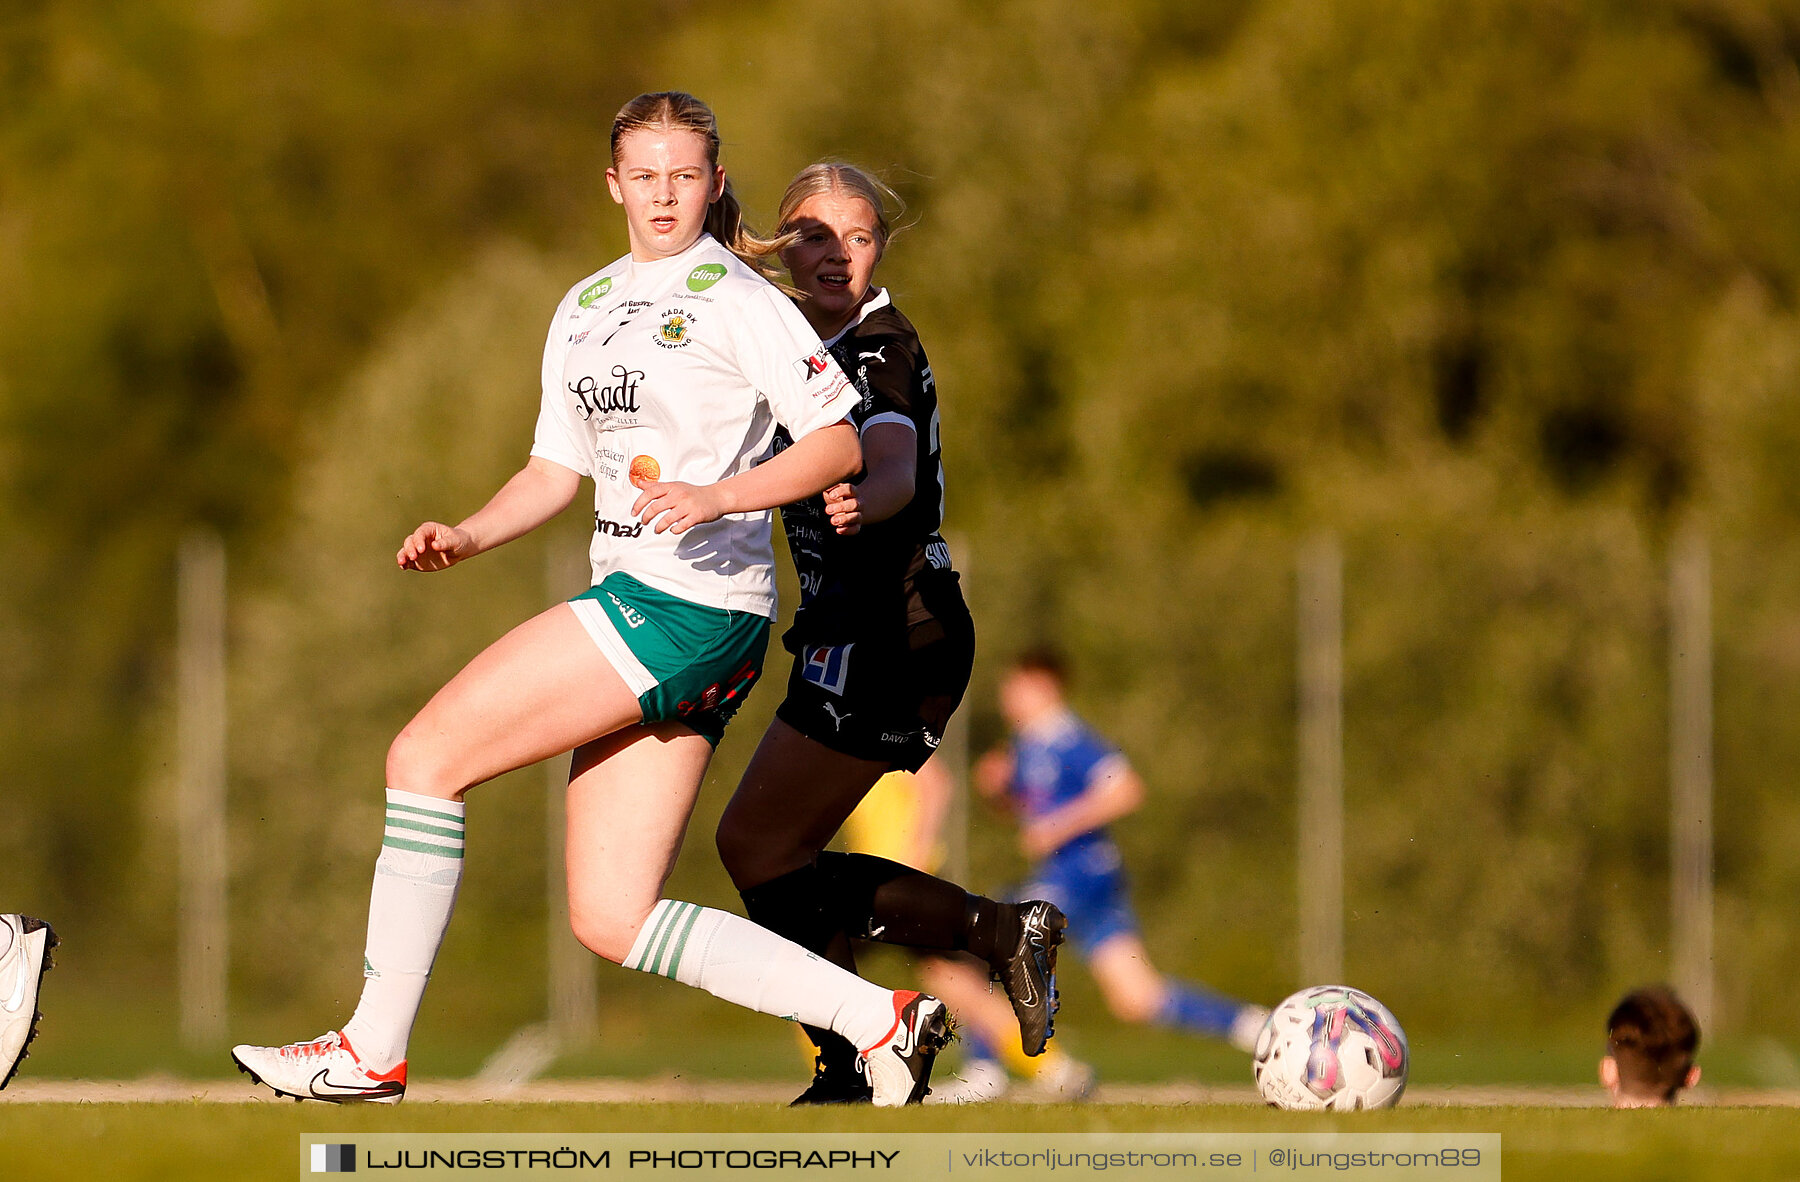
[624,900,900,1050]
[341,789,465,1072]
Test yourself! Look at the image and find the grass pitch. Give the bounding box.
[4,1099,1798,1182]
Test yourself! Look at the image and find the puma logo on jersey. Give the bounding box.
[857,347,887,364]
[823,703,851,731]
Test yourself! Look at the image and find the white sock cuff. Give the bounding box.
[381,788,466,862]
[623,900,721,984]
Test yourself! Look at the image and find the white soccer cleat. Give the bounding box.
[923,1056,1009,1105]
[860,990,952,1107]
[231,1030,407,1104]
[0,914,57,1090]
[1229,1004,1273,1054]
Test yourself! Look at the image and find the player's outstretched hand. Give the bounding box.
[633,481,727,535]
[823,483,862,535]
[398,522,475,572]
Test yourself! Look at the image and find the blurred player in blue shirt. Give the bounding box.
[974,648,1267,1053]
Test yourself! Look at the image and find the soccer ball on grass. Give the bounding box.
[1253,985,1408,1110]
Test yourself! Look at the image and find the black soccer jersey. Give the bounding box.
[773,290,957,650]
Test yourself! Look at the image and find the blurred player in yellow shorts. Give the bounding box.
[839,762,1095,1103]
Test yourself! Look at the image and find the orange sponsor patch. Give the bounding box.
[629,455,661,488]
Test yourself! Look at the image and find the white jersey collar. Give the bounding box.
[820,287,892,349]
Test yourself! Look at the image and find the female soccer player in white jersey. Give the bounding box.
[714,165,1064,1104]
[231,94,950,1107]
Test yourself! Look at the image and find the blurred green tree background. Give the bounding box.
[5,0,1800,1082]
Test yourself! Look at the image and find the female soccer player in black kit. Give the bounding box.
[716,164,1062,1104]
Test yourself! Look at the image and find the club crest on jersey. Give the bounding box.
[800,643,854,697]
[655,307,696,349]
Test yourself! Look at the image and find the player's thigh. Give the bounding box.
[1086,932,1169,1023]
[388,603,643,797]
[716,716,888,888]
[564,721,714,961]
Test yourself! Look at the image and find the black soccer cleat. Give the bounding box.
[790,1050,873,1106]
[995,900,1065,1057]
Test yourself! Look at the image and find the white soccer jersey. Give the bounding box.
[531,234,857,617]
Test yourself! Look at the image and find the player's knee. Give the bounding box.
[568,903,646,965]
[713,813,762,885]
[384,727,466,800]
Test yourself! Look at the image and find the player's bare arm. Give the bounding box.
[398,456,582,571]
[633,420,860,535]
[824,420,916,535]
[1020,755,1145,861]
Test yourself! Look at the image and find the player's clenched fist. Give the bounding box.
[823,483,862,535]
[397,521,475,571]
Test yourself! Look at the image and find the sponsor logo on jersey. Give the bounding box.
[569,365,643,421]
[925,540,952,570]
[600,300,654,344]
[655,307,696,348]
[857,347,887,364]
[686,262,728,292]
[794,345,832,381]
[800,643,854,696]
[577,276,613,308]
[594,446,627,483]
[628,455,661,488]
[593,514,644,539]
[823,703,852,731]
[569,329,591,345]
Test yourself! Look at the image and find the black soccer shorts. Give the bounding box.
[775,607,974,772]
